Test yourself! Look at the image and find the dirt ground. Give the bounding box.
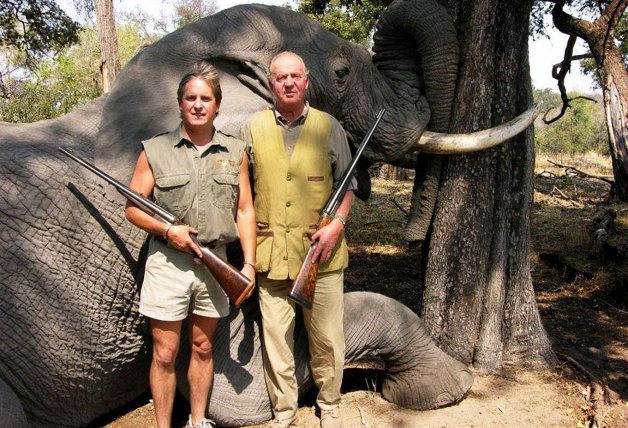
[100,156,627,428]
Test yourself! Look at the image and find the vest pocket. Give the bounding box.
[154,173,192,218]
[212,173,239,208]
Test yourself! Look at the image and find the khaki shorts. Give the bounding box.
[139,238,230,321]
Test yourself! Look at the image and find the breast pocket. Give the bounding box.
[154,173,192,217]
[211,173,239,208]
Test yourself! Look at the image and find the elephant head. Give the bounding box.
[0,1,538,426]
[94,0,537,236]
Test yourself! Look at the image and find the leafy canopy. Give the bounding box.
[0,0,81,64]
[297,0,391,46]
[0,23,155,122]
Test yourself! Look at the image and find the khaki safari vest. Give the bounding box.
[142,126,243,245]
[251,108,349,280]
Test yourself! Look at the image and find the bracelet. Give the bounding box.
[163,224,172,239]
[333,214,347,226]
[243,261,256,269]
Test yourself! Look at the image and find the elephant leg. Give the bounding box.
[404,154,443,243]
[0,377,27,428]
[344,292,473,409]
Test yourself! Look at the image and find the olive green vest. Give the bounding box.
[143,125,243,245]
[251,108,349,280]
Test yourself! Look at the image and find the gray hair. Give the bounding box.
[268,51,310,82]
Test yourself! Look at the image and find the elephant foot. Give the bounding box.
[382,352,474,409]
[0,377,28,427]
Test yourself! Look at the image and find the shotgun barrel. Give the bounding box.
[58,147,254,308]
[288,109,385,308]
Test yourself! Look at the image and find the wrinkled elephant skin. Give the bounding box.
[0,2,473,426]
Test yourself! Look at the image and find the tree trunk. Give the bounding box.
[553,0,628,201]
[421,0,555,371]
[94,0,121,93]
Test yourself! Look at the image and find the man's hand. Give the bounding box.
[241,263,256,299]
[165,224,203,258]
[310,218,345,263]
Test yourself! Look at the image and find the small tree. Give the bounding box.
[93,0,120,92]
[0,23,152,122]
[298,0,390,46]
[535,89,607,154]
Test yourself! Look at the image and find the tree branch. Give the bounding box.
[542,36,597,124]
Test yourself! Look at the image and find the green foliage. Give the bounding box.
[0,0,81,64]
[533,88,607,155]
[173,0,218,28]
[0,23,153,122]
[297,0,391,46]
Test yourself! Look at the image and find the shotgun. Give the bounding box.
[288,109,385,309]
[58,146,254,309]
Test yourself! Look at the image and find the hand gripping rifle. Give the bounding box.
[58,147,254,309]
[288,109,385,309]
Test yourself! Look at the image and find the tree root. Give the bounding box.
[557,352,620,428]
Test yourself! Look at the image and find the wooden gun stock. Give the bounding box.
[190,235,254,308]
[287,109,385,309]
[288,215,332,309]
[58,146,253,308]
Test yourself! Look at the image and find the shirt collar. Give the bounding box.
[172,123,227,149]
[274,102,309,126]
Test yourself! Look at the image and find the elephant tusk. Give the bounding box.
[413,101,543,154]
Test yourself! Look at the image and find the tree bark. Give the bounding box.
[94,0,121,93]
[553,0,628,201]
[421,0,555,371]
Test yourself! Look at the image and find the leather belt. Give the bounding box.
[153,235,217,248]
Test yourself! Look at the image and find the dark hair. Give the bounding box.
[177,60,222,104]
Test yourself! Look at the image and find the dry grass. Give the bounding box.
[536,151,613,176]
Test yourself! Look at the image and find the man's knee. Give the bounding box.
[190,337,213,360]
[152,342,179,368]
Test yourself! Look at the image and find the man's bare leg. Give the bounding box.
[188,314,219,424]
[150,319,183,428]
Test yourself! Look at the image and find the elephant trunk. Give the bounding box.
[344,292,473,409]
[373,0,458,134]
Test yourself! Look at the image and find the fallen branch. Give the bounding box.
[550,185,584,207]
[547,160,615,194]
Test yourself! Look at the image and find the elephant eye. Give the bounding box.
[334,63,350,88]
[335,67,349,79]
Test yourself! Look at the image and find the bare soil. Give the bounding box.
[100,157,628,428]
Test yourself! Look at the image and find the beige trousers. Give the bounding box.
[258,270,345,420]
